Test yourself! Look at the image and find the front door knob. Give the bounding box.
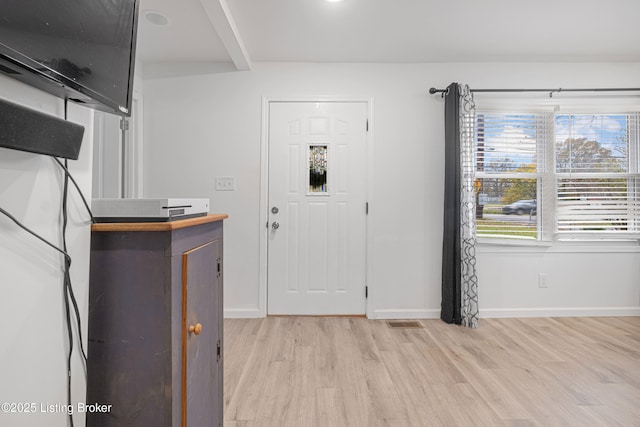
[272,222,280,230]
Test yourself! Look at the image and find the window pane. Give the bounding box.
[557,177,639,234]
[476,113,544,173]
[555,114,640,237]
[475,112,546,240]
[476,178,538,239]
[555,114,629,173]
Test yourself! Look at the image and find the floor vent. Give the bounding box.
[387,320,423,329]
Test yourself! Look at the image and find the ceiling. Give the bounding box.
[136,0,640,69]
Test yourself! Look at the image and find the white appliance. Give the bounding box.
[92,198,210,222]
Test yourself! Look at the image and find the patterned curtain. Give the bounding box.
[441,83,479,328]
[459,85,478,328]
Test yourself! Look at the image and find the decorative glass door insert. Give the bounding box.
[308,144,328,194]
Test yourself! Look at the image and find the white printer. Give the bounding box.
[92,198,209,222]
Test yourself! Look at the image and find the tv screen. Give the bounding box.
[0,0,139,116]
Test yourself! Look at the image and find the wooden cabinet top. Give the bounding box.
[91,214,228,232]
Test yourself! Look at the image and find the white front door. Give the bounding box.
[267,101,368,315]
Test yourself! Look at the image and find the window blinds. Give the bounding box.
[474,113,550,239]
[555,113,640,238]
[474,111,640,240]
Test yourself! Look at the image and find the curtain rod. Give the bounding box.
[429,87,640,97]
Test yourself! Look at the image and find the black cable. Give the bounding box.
[61,158,88,366]
[0,207,71,263]
[60,101,90,427]
[52,157,96,224]
[56,119,90,368]
[61,155,74,427]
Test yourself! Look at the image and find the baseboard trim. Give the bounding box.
[371,309,441,320]
[480,307,640,318]
[224,308,262,318]
[224,307,640,319]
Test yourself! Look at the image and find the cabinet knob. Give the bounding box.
[189,322,203,335]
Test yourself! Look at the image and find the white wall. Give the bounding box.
[477,245,640,317]
[142,61,640,319]
[0,76,93,426]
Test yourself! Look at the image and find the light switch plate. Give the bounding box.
[215,176,235,191]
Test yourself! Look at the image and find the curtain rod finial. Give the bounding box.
[429,87,449,97]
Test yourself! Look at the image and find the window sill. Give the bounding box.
[477,237,552,250]
[477,237,640,253]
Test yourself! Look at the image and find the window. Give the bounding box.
[475,111,640,241]
[555,114,640,239]
[475,113,549,240]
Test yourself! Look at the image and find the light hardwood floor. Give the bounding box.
[223,317,640,426]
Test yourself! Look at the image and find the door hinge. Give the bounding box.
[216,339,221,362]
[119,118,129,131]
[366,202,369,215]
[365,286,368,298]
[366,119,369,132]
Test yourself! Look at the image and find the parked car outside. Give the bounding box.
[502,199,536,215]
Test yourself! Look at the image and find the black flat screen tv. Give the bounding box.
[0,0,140,116]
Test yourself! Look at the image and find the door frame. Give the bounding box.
[258,96,375,318]
[91,90,144,198]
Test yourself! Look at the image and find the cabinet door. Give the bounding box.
[182,239,222,426]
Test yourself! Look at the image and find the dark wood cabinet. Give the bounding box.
[86,215,226,427]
